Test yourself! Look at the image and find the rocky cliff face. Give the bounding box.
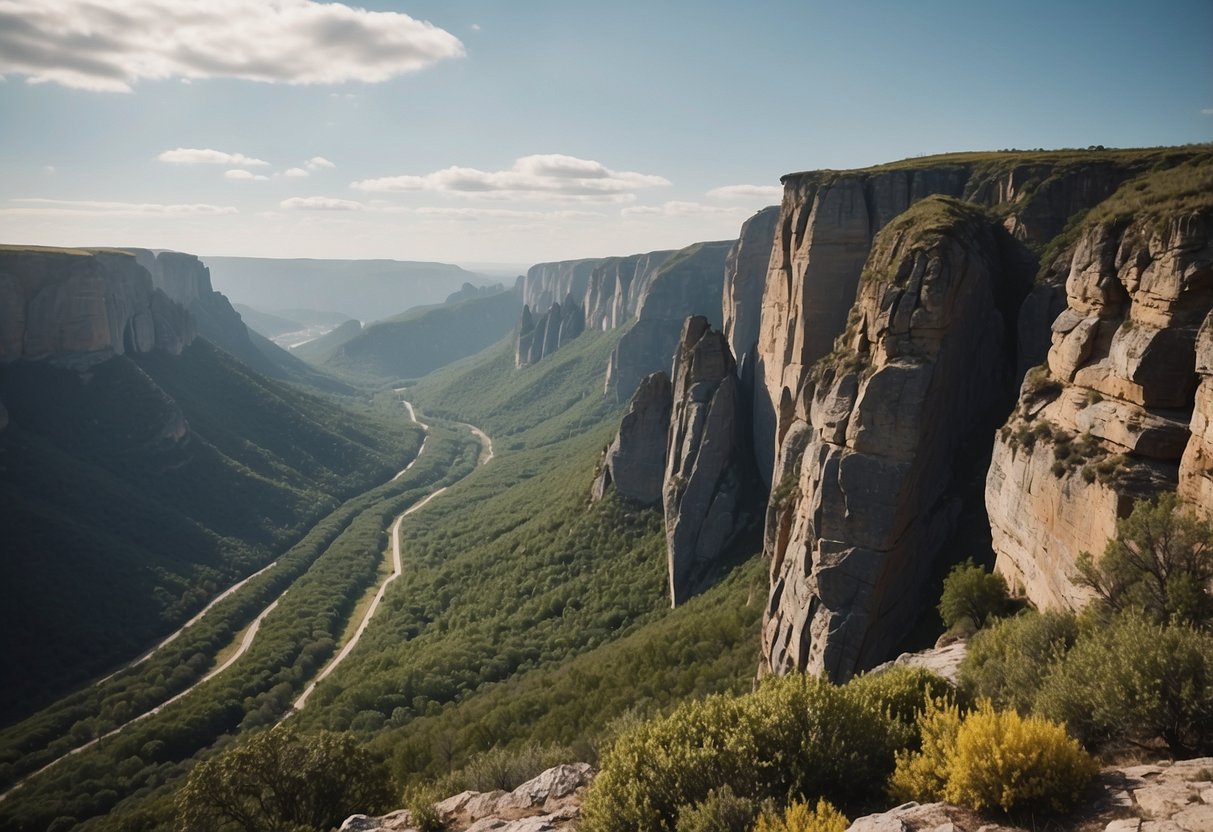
[605,241,732,401]
[762,198,1029,679]
[723,207,780,371]
[515,294,586,366]
[747,149,1207,680]
[988,200,1213,609]
[592,371,672,505]
[664,317,755,605]
[0,247,195,367]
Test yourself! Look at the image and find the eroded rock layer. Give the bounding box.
[763,198,1029,680]
[988,201,1213,609]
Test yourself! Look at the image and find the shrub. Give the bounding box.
[944,702,1098,812]
[938,560,1011,630]
[176,725,393,832]
[891,700,1096,813]
[1075,492,1213,627]
[460,741,575,791]
[1035,612,1213,755]
[849,666,958,748]
[401,783,445,832]
[959,610,1077,712]
[675,785,756,832]
[888,697,962,803]
[580,674,897,832]
[755,798,849,832]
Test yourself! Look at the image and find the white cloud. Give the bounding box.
[350,154,670,201]
[0,0,465,92]
[280,196,364,211]
[306,156,335,170]
[471,23,481,31]
[622,201,737,217]
[1202,108,1213,116]
[3,198,237,216]
[706,184,783,200]
[159,148,269,166]
[415,207,602,221]
[284,167,310,178]
[44,165,56,175]
[224,169,269,181]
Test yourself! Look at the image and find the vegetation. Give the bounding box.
[176,725,391,832]
[959,611,1078,712]
[0,340,423,721]
[937,559,1012,630]
[892,700,1097,813]
[754,799,849,832]
[675,785,756,832]
[1075,492,1213,628]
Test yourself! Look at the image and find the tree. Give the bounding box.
[938,560,1011,630]
[176,725,392,832]
[1075,492,1213,627]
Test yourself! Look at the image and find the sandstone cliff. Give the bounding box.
[664,317,755,605]
[515,294,586,366]
[987,170,1213,609]
[0,246,195,366]
[605,240,732,401]
[592,371,672,505]
[747,149,1207,680]
[762,198,1030,679]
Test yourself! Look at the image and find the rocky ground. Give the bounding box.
[339,757,1213,832]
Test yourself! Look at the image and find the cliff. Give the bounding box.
[591,371,672,505]
[987,160,1213,608]
[748,147,1209,680]
[663,317,756,605]
[515,294,586,366]
[605,240,733,401]
[762,198,1030,679]
[0,245,195,366]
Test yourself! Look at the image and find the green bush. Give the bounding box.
[938,560,1011,630]
[1075,492,1213,627]
[176,725,392,832]
[891,700,1096,813]
[754,798,849,832]
[459,741,576,792]
[401,783,445,832]
[959,610,1077,712]
[580,673,898,832]
[1035,612,1213,755]
[675,785,756,832]
[848,665,958,748]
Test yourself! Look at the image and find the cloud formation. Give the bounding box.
[284,167,309,178]
[224,169,269,181]
[3,198,237,216]
[706,184,783,200]
[351,154,669,201]
[159,148,268,166]
[0,0,465,92]
[280,196,364,211]
[306,156,335,170]
[415,207,601,221]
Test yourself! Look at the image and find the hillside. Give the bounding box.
[0,248,425,722]
[318,288,522,384]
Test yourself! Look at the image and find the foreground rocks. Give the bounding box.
[339,763,593,832]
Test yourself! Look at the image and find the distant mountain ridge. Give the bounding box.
[203,256,493,322]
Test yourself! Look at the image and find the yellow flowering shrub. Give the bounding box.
[754,798,849,832]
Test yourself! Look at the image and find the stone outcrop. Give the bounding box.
[1180,312,1213,516]
[606,241,732,401]
[987,205,1213,609]
[340,764,594,832]
[664,317,755,605]
[592,371,672,505]
[518,259,600,314]
[515,295,586,366]
[583,251,674,331]
[0,246,195,366]
[763,198,1029,680]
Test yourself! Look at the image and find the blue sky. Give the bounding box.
[1,0,1209,267]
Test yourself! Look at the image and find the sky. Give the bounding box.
[0,0,1210,270]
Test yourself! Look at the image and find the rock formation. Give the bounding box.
[515,295,587,366]
[592,371,672,504]
[988,197,1213,609]
[663,316,755,605]
[605,241,732,401]
[763,198,1030,680]
[1181,312,1213,515]
[0,246,195,366]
